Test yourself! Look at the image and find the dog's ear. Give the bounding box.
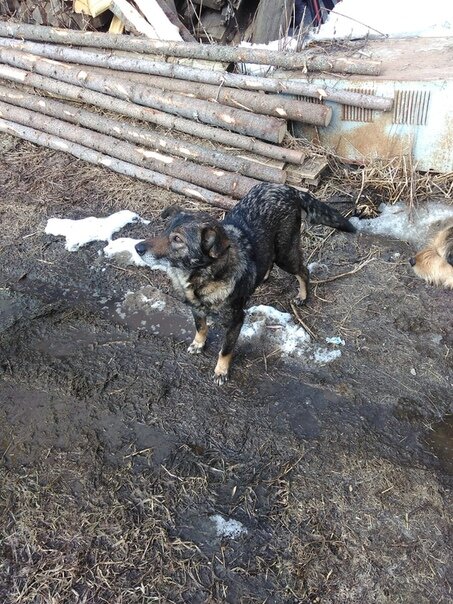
[202,225,230,258]
[161,204,183,220]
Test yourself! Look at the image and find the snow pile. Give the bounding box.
[45,210,149,251]
[210,515,248,539]
[350,202,453,248]
[241,305,310,355]
[312,0,453,41]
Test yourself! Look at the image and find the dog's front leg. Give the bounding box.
[188,310,208,354]
[214,310,245,386]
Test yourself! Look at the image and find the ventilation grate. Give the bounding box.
[393,90,430,125]
[342,89,375,122]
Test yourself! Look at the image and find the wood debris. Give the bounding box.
[0,3,394,208]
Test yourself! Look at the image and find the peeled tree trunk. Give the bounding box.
[0,100,259,198]
[0,48,287,143]
[0,22,383,75]
[0,84,286,184]
[0,63,305,164]
[0,119,234,208]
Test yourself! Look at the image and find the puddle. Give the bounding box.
[425,416,453,476]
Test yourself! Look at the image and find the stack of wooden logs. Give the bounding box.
[0,20,393,209]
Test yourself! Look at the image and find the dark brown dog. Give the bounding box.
[409,219,453,289]
[135,183,356,384]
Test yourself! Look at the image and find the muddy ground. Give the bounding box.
[0,135,452,603]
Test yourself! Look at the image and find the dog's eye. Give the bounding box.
[172,234,183,244]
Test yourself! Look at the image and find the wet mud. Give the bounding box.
[0,139,452,603]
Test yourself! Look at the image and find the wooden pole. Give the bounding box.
[0,99,259,198]
[0,38,392,111]
[0,22,383,75]
[0,84,286,184]
[0,64,305,165]
[0,48,287,143]
[0,119,235,208]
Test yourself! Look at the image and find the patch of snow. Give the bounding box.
[45,210,149,251]
[313,348,342,364]
[211,515,248,539]
[326,336,345,346]
[350,202,453,249]
[311,0,453,41]
[103,237,148,267]
[241,305,310,355]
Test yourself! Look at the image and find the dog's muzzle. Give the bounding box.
[408,257,416,267]
[135,241,148,257]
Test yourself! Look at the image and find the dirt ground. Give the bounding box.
[0,134,452,603]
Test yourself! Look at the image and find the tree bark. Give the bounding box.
[0,64,305,165]
[0,38,330,125]
[0,99,259,198]
[0,37,393,111]
[0,47,287,143]
[0,119,234,208]
[0,84,286,184]
[0,22,383,74]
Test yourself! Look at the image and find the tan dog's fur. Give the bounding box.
[411,220,453,289]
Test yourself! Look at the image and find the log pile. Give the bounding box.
[0,9,394,209]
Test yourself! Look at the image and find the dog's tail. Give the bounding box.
[297,190,356,233]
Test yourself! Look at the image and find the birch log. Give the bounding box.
[0,22,383,74]
[0,85,286,184]
[0,100,259,198]
[0,64,304,165]
[0,48,287,143]
[0,38,392,111]
[0,118,234,209]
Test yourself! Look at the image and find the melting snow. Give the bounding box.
[45,210,148,251]
[211,515,248,539]
[350,202,453,249]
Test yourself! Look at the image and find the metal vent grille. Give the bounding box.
[298,95,324,105]
[342,89,375,122]
[393,90,430,125]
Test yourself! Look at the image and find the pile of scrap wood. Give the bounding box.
[0,17,393,209]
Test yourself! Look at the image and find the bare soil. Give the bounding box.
[0,135,452,603]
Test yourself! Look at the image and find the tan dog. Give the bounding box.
[409,219,453,289]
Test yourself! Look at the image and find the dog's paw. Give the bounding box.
[292,296,308,307]
[213,370,229,386]
[187,340,205,354]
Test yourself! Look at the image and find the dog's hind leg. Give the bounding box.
[275,232,310,305]
[188,310,208,354]
[214,309,245,385]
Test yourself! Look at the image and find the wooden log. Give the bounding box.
[0,48,287,143]
[0,22,383,74]
[0,118,234,208]
[109,15,125,34]
[0,64,305,165]
[0,37,392,111]
[73,0,111,18]
[0,84,286,184]
[126,73,332,126]
[110,0,159,38]
[0,99,259,198]
[132,0,183,41]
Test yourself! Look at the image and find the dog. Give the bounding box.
[409,219,453,289]
[135,183,356,384]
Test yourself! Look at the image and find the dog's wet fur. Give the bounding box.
[136,183,356,384]
[409,219,453,289]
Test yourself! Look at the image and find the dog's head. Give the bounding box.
[135,208,230,270]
